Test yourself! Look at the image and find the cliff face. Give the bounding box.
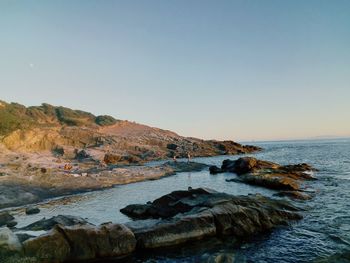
[0,100,261,162]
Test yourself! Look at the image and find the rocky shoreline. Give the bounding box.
[0,188,303,263]
[0,150,320,262]
[210,157,317,200]
[0,161,208,210]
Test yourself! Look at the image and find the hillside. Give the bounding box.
[0,100,261,163]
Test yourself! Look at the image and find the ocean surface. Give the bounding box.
[11,139,350,262]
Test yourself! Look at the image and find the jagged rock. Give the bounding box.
[221,157,278,175]
[220,157,316,191]
[21,215,89,231]
[0,212,14,227]
[23,223,136,262]
[25,206,40,215]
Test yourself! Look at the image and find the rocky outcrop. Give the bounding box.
[122,188,302,249]
[211,157,316,192]
[23,223,136,262]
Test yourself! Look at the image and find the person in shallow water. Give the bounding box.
[187,152,191,163]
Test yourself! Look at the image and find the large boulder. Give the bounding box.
[23,223,136,262]
[221,157,277,175]
[0,212,14,227]
[23,227,71,261]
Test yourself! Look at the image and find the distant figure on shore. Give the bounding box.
[173,155,177,163]
[64,163,72,170]
[187,153,191,163]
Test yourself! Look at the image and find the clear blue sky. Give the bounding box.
[1,0,349,141]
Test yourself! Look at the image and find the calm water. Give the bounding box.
[11,139,350,262]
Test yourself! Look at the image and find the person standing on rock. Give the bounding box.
[187,152,191,163]
[173,155,177,163]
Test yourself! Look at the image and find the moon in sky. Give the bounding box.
[29,63,34,68]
